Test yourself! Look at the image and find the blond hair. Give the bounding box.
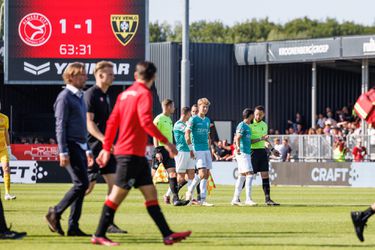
[62,62,85,84]
[94,61,114,75]
[197,98,210,106]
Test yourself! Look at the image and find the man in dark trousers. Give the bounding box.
[84,61,126,233]
[0,193,26,239]
[91,61,191,246]
[45,62,94,236]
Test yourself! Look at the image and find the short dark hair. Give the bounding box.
[255,105,265,112]
[191,104,198,109]
[242,108,254,119]
[181,107,190,115]
[162,99,173,107]
[136,61,157,82]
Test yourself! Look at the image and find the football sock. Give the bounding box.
[177,180,188,191]
[3,173,10,195]
[188,175,201,194]
[169,177,179,197]
[233,175,245,201]
[262,178,271,201]
[200,179,208,201]
[165,188,172,197]
[95,199,118,237]
[145,200,173,237]
[245,175,254,202]
[186,179,193,191]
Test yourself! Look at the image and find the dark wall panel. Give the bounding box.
[269,64,312,132]
[190,43,265,127]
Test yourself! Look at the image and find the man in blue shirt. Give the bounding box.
[45,62,94,237]
[231,108,256,206]
[173,107,195,199]
[185,98,214,207]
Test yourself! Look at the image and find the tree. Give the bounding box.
[149,17,375,44]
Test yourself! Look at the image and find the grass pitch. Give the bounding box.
[1,183,375,249]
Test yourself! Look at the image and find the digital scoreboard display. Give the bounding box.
[5,0,146,84]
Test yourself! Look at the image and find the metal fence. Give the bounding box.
[268,134,375,162]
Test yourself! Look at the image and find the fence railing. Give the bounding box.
[268,134,375,161]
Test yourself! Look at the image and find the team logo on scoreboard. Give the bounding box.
[111,15,139,46]
[18,13,52,47]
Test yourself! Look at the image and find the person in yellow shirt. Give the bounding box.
[0,112,16,200]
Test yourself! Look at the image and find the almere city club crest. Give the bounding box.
[111,15,139,46]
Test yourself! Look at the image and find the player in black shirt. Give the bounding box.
[84,61,126,234]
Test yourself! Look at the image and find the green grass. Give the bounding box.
[1,184,375,249]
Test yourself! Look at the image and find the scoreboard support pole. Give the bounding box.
[145,0,150,60]
[181,0,190,108]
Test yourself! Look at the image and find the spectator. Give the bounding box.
[33,137,42,144]
[326,111,337,127]
[269,128,275,135]
[316,128,324,135]
[278,139,292,162]
[212,140,231,161]
[325,107,332,117]
[222,140,234,161]
[323,123,331,135]
[333,139,348,162]
[341,106,352,122]
[20,137,29,144]
[317,113,326,128]
[287,112,306,131]
[307,128,316,135]
[270,138,282,161]
[352,139,367,162]
[288,127,296,135]
[274,130,280,135]
[49,138,56,144]
[296,124,304,135]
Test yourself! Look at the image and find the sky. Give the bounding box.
[149,0,375,26]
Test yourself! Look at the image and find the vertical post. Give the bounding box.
[361,58,369,136]
[10,105,13,143]
[265,64,269,123]
[145,0,150,61]
[311,62,317,129]
[181,0,190,108]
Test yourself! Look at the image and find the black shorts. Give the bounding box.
[152,146,176,170]
[251,149,270,173]
[88,154,117,182]
[115,155,153,190]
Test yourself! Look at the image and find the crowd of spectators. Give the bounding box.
[13,137,56,145]
[267,105,375,162]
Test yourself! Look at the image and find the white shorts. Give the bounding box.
[236,153,253,174]
[175,152,196,173]
[195,150,212,170]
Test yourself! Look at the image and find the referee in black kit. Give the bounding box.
[84,61,126,234]
[46,62,94,236]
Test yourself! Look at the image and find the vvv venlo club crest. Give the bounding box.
[111,15,139,46]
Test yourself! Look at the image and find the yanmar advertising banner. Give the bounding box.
[5,0,145,84]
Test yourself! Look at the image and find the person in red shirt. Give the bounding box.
[352,139,367,162]
[91,61,191,246]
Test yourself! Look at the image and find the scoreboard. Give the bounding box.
[5,0,146,84]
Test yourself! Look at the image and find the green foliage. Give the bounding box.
[150,17,375,43]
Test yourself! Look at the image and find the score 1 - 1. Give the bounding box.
[59,19,92,34]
